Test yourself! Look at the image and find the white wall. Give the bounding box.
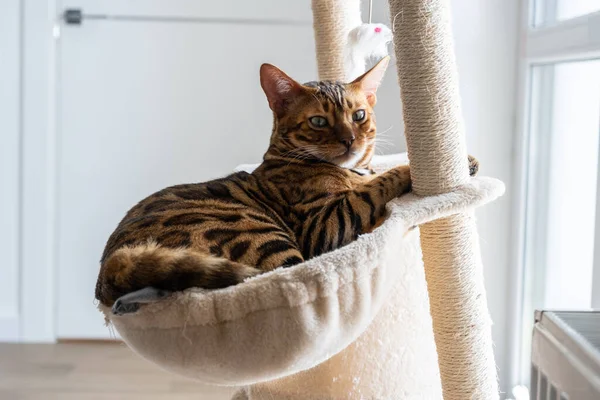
[453,1,518,393]
[0,0,22,341]
[371,0,519,393]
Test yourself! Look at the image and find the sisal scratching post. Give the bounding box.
[311,0,361,81]
[387,0,499,398]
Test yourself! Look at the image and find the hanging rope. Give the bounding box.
[386,0,499,398]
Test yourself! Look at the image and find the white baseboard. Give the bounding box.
[0,316,19,342]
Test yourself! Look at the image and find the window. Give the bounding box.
[513,0,600,398]
[534,0,600,26]
[528,60,600,311]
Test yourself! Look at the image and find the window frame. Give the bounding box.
[510,0,600,394]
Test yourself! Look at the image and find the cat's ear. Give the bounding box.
[351,56,390,106]
[260,64,304,117]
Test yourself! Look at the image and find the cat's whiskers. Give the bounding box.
[374,139,395,148]
[281,145,318,158]
[372,138,396,155]
[279,143,312,157]
[376,125,394,136]
[309,92,323,108]
[280,146,322,166]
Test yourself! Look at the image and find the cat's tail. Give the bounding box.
[95,241,261,307]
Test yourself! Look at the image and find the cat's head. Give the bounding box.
[260,57,389,169]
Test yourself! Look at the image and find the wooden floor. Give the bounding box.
[0,342,237,400]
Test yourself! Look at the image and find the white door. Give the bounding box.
[56,2,315,338]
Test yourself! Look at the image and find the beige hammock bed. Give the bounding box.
[99,1,503,399]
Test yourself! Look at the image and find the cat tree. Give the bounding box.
[99,0,502,398]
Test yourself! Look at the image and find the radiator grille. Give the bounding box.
[531,364,569,400]
[530,311,600,400]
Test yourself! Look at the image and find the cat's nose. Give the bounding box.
[340,137,355,149]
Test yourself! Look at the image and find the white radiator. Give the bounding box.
[531,311,600,400]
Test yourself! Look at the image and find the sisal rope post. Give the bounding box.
[387,0,499,398]
[311,0,362,81]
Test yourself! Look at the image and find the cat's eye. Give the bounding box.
[309,116,328,128]
[352,110,366,122]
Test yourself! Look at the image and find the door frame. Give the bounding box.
[0,0,23,342]
[19,0,60,342]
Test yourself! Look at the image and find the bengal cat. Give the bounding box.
[95,57,479,315]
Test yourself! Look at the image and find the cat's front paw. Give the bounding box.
[468,155,479,177]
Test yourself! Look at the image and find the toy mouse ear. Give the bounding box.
[260,64,304,117]
[351,56,390,106]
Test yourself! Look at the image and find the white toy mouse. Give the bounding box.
[345,22,393,80]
